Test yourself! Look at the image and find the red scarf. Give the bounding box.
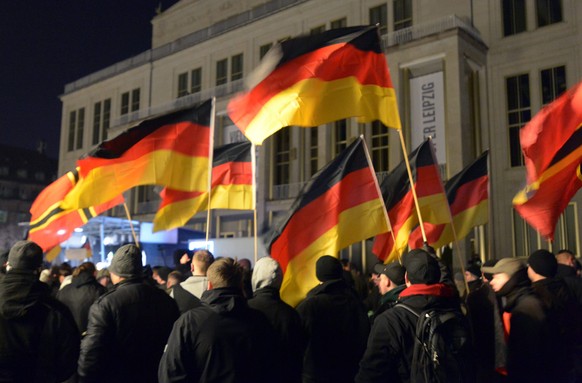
[399,283,454,298]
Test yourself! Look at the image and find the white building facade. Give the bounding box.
[59,0,582,267]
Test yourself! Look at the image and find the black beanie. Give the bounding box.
[466,263,481,278]
[109,244,143,278]
[8,241,43,271]
[316,255,343,282]
[528,249,557,278]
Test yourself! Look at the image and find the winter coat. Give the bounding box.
[500,277,546,383]
[0,270,80,382]
[248,287,306,383]
[78,277,179,383]
[158,287,278,383]
[355,283,461,383]
[296,279,370,383]
[370,284,405,323]
[56,272,106,333]
[172,275,208,299]
[171,282,202,314]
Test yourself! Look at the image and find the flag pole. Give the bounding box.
[397,129,428,242]
[252,143,258,264]
[486,150,493,262]
[205,98,216,244]
[122,202,139,247]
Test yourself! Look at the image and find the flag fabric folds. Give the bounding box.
[372,139,448,263]
[153,141,254,232]
[266,136,388,306]
[513,82,582,239]
[61,100,213,211]
[28,169,124,252]
[514,130,582,239]
[227,25,401,145]
[409,151,489,249]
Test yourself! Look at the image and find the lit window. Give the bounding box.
[506,74,530,167]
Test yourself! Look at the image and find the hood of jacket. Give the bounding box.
[201,287,247,314]
[71,271,98,288]
[0,270,50,319]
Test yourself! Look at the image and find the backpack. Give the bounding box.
[396,303,475,383]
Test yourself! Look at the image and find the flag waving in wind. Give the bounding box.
[61,100,213,211]
[228,26,401,145]
[409,151,489,249]
[266,136,389,306]
[513,82,582,239]
[28,169,124,252]
[153,141,254,232]
[373,139,448,263]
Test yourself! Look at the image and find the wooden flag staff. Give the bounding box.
[205,98,216,244]
[252,144,258,264]
[122,202,139,247]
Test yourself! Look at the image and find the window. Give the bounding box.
[541,65,566,105]
[330,17,347,29]
[370,4,388,35]
[68,110,76,151]
[76,108,85,149]
[310,25,326,35]
[216,59,228,86]
[536,0,562,27]
[394,0,412,30]
[177,72,189,98]
[34,172,45,181]
[92,99,111,145]
[506,74,531,167]
[131,89,140,112]
[231,53,243,81]
[333,119,349,156]
[260,43,273,59]
[309,128,319,176]
[191,68,202,93]
[16,169,27,179]
[503,0,526,36]
[121,89,140,116]
[177,68,202,98]
[68,108,85,151]
[371,121,390,172]
[0,166,8,176]
[273,129,290,185]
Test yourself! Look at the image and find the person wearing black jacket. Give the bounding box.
[0,240,80,382]
[482,257,546,383]
[356,248,465,383]
[57,261,106,334]
[296,255,370,383]
[78,244,179,383]
[158,257,277,383]
[248,256,305,383]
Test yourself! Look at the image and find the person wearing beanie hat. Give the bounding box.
[79,243,179,382]
[370,262,406,322]
[159,258,279,383]
[247,257,305,383]
[527,250,582,381]
[481,256,559,381]
[357,248,467,383]
[296,255,370,383]
[0,240,80,381]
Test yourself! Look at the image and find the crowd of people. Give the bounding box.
[0,240,581,383]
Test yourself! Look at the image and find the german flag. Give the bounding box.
[514,130,582,239]
[513,82,582,240]
[227,26,401,145]
[266,136,388,306]
[61,100,212,210]
[409,151,489,248]
[28,169,124,252]
[153,141,254,232]
[372,140,448,263]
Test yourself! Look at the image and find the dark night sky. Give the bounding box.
[0,1,179,159]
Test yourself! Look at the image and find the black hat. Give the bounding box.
[466,263,481,278]
[528,249,557,278]
[402,248,441,284]
[109,244,143,278]
[7,240,43,271]
[373,262,405,285]
[316,255,343,282]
